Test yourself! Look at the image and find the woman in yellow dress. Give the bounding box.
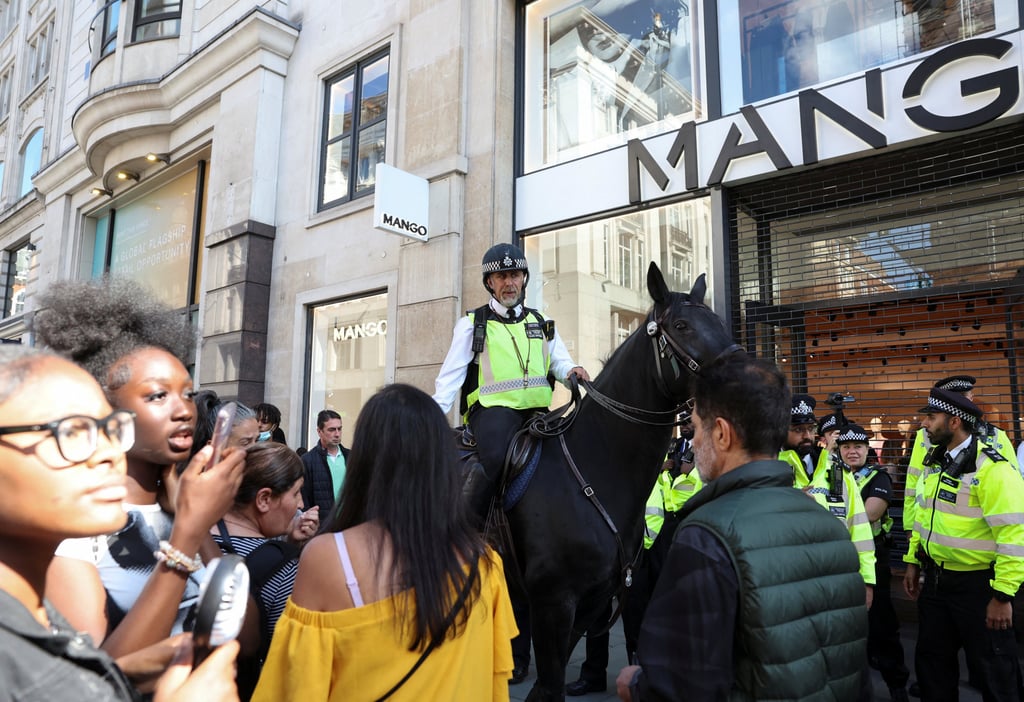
[253,383,517,701]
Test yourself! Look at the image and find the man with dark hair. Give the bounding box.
[300,409,350,518]
[903,389,1024,701]
[616,355,866,701]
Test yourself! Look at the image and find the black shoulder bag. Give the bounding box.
[374,568,477,702]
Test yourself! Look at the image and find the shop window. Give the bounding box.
[523,0,699,173]
[522,196,714,404]
[132,0,181,42]
[718,0,1018,115]
[4,241,31,318]
[305,292,389,445]
[19,128,42,198]
[87,166,206,309]
[318,51,389,210]
[24,18,53,93]
[99,0,120,56]
[0,65,11,122]
[732,124,1024,445]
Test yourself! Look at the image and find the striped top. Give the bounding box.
[212,534,299,642]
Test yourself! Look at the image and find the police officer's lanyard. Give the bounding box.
[501,321,532,389]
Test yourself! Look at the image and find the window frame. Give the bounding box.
[317,48,390,211]
[4,240,32,319]
[0,64,11,122]
[19,128,42,199]
[99,0,120,57]
[24,18,53,94]
[131,0,181,43]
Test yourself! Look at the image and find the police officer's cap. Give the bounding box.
[919,388,982,426]
[835,423,869,444]
[481,244,528,282]
[817,412,840,436]
[790,394,816,426]
[933,375,976,393]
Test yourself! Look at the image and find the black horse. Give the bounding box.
[505,262,738,702]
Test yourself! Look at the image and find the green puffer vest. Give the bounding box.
[681,460,868,701]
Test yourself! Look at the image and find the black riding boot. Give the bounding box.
[463,461,502,526]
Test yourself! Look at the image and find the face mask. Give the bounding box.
[257,430,272,442]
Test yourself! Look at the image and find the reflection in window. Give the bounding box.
[522,196,714,391]
[319,51,389,210]
[524,0,698,172]
[306,293,389,441]
[101,1,120,56]
[132,0,181,42]
[5,242,31,318]
[19,128,42,198]
[720,0,1015,114]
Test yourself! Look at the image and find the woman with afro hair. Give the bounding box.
[32,277,245,665]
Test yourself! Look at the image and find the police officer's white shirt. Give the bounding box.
[947,434,973,462]
[432,297,579,415]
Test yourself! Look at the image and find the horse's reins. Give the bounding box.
[557,302,741,639]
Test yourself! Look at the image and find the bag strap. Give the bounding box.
[374,566,477,702]
[215,520,238,554]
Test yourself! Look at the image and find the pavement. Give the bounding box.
[508,570,994,702]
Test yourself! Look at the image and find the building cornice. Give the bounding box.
[72,8,299,179]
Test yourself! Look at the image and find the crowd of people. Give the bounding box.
[3,258,1023,702]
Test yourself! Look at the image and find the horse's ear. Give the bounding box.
[647,261,671,306]
[689,273,707,305]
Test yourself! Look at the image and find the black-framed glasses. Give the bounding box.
[0,410,135,463]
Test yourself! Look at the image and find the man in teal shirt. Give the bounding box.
[300,409,350,518]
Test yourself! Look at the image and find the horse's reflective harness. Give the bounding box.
[545,301,741,636]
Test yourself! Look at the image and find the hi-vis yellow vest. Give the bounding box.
[905,441,1024,597]
[465,315,552,414]
[782,449,876,585]
[904,425,1017,533]
[853,466,895,537]
[643,468,703,549]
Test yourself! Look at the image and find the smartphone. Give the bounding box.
[205,402,237,471]
[192,554,249,668]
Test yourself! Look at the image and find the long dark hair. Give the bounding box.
[325,383,486,651]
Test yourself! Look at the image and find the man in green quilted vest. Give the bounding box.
[617,354,866,701]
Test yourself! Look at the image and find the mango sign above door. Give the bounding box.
[373,163,428,241]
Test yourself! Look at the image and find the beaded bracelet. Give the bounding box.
[153,540,203,574]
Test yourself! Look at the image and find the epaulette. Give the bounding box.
[981,445,1006,463]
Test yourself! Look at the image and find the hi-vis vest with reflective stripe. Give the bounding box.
[643,468,703,549]
[904,441,1024,597]
[465,314,552,413]
[790,451,877,586]
[903,425,1018,533]
[853,467,895,538]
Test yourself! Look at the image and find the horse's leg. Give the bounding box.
[525,597,576,702]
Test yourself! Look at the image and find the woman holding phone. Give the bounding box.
[33,278,245,662]
[0,345,239,701]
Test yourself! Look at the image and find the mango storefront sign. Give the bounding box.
[374,163,428,241]
[516,33,1024,231]
[333,319,388,342]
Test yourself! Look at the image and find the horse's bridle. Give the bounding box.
[645,301,743,400]
[577,303,742,428]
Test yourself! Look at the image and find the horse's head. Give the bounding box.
[645,262,741,401]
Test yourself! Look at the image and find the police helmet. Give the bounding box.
[481,244,529,291]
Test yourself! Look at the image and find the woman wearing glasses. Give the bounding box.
[0,345,239,700]
[32,278,244,664]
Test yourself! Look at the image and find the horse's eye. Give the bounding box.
[674,321,689,331]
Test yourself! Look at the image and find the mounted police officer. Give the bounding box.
[837,423,909,702]
[433,243,591,519]
[903,388,1024,702]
